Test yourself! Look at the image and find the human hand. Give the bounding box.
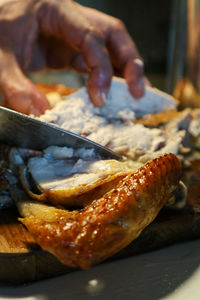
[0,0,145,115]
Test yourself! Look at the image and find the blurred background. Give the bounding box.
[31,0,183,94]
[76,0,171,90]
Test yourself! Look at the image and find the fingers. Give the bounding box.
[124,58,145,99]
[109,29,145,98]
[77,6,145,99]
[37,0,113,106]
[0,1,50,115]
[70,53,88,73]
[103,25,145,99]
[0,51,50,116]
[82,32,113,106]
[4,79,51,116]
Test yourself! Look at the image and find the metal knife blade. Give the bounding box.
[0,106,121,160]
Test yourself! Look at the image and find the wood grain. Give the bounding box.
[0,209,36,253]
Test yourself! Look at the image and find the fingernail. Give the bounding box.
[92,89,108,107]
[133,58,145,97]
[133,58,144,69]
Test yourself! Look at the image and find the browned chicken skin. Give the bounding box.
[18,154,181,269]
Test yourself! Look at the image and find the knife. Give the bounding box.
[0,106,121,160]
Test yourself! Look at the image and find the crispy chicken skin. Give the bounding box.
[18,154,181,269]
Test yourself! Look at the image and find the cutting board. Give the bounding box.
[1,161,200,285]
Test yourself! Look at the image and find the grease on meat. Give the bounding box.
[18,154,181,269]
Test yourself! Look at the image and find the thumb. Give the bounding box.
[0,52,50,116]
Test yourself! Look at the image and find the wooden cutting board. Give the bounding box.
[1,161,200,285]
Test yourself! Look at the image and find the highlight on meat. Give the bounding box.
[17,154,181,269]
[0,78,194,270]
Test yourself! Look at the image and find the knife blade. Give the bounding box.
[0,106,121,160]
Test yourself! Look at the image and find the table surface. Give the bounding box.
[0,238,200,300]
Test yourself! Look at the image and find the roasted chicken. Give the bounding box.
[17,154,181,269]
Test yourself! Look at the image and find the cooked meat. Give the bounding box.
[18,146,141,206]
[38,79,184,162]
[17,154,181,269]
[135,109,190,127]
[86,123,184,162]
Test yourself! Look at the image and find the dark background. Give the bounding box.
[31,1,173,91]
[76,0,172,89]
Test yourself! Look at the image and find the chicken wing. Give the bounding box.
[17,153,181,269]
